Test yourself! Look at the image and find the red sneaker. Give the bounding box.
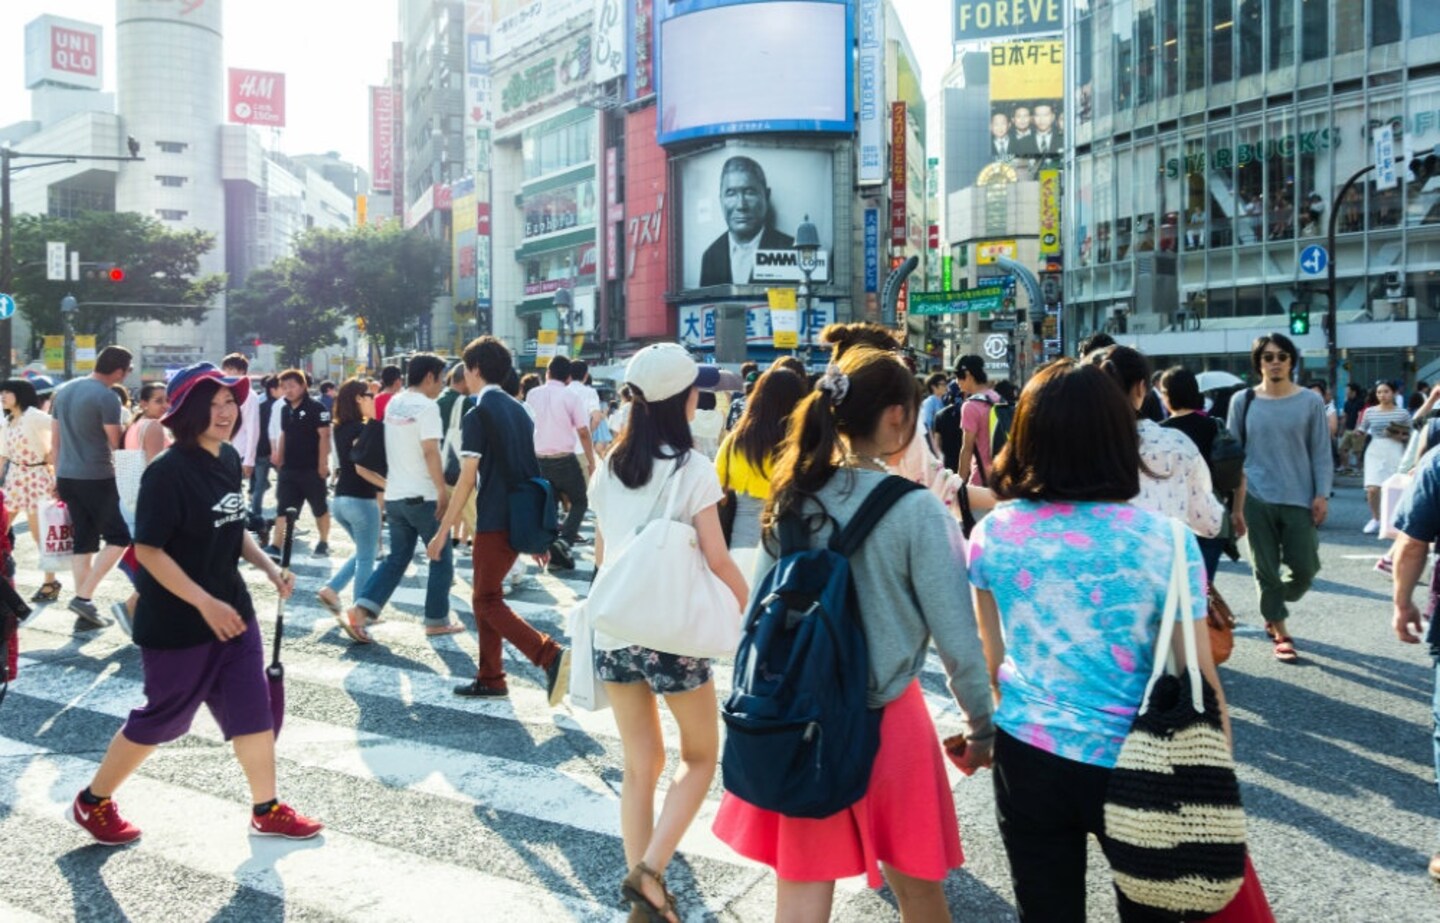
[249,802,323,839]
[71,791,141,846]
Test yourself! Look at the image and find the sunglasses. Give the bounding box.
[1260,352,1290,363]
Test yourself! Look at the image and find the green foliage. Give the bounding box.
[339,224,446,359]
[226,263,345,368]
[11,211,223,347]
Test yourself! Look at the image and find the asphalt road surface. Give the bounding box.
[1,478,1436,921]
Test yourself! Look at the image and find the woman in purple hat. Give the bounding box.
[70,363,321,846]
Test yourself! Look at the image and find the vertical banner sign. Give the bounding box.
[891,102,908,247]
[1375,125,1398,191]
[47,242,67,282]
[228,69,286,127]
[1038,169,1061,255]
[768,288,799,348]
[392,42,406,219]
[594,0,626,83]
[864,209,879,293]
[629,0,655,100]
[942,255,953,291]
[370,86,395,193]
[857,0,885,185]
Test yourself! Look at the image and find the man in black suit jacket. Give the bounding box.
[698,156,795,286]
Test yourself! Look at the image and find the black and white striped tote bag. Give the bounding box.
[1104,520,1247,918]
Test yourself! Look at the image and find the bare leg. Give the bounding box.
[643,681,719,871]
[882,864,950,923]
[77,544,126,599]
[88,731,157,798]
[24,510,55,583]
[607,681,664,869]
[1366,486,1380,521]
[775,879,835,923]
[231,730,278,805]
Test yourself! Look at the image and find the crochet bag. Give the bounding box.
[1104,520,1247,918]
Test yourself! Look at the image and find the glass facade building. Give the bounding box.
[1066,0,1440,385]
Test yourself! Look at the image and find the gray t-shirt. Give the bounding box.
[53,377,121,480]
[752,469,995,740]
[1227,387,1334,508]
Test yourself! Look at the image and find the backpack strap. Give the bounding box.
[829,475,924,557]
[1232,389,1252,451]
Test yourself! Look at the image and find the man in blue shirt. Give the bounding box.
[1391,445,1440,881]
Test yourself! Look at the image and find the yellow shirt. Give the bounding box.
[715,435,773,499]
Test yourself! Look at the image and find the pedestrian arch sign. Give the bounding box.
[0,293,15,320]
[1300,245,1328,276]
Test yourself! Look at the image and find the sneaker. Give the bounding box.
[453,679,509,698]
[545,648,572,707]
[249,802,323,839]
[1363,518,1380,534]
[71,791,141,846]
[68,598,108,629]
[262,544,282,560]
[548,540,575,571]
[111,602,134,638]
[312,541,330,557]
[569,535,591,546]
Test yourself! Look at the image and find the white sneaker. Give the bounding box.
[1362,519,1380,534]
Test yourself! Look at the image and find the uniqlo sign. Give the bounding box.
[25,16,103,91]
[228,68,286,127]
[51,27,98,77]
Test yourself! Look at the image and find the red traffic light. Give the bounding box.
[108,267,125,282]
[252,338,262,347]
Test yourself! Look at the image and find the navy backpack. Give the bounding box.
[721,475,921,818]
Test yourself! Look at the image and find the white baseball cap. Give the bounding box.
[624,343,726,402]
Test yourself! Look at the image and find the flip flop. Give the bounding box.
[316,590,343,615]
[336,609,372,644]
[1273,636,1298,663]
[424,623,465,636]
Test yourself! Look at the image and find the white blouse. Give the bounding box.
[1134,419,1226,539]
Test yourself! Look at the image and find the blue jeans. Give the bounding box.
[249,456,273,521]
[355,498,454,626]
[327,495,381,596]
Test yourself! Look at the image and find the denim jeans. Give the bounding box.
[355,498,454,625]
[327,494,381,596]
[249,456,273,521]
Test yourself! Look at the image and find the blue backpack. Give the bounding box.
[721,475,922,818]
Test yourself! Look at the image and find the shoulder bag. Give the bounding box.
[476,398,559,556]
[588,458,742,658]
[716,441,738,549]
[1104,519,1247,918]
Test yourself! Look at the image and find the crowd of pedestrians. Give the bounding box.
[4,323,1439,920]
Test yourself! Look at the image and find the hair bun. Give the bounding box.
[820,322,898,358]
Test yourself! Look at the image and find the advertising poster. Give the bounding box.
[491,0,591,60]
[678,301,836,348]
[228,69,286,127]
[987,41,1063,161]
[370,86,395,192]
[953,0,1062,42]
[891,102,908,247]
[857,0,885,185]
[1039,168,1061,254]
[677,143,834,290]
[628,0,654,101]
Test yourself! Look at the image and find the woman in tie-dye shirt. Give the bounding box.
[967,359,1230,922]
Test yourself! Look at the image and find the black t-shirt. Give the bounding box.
[1161,412,1220,470]
[279,396,330,471]
[132,443,256,650]
[461,388,541,533]
[933,402,964,472]
[333,420,378,500]
[256,397,276,458]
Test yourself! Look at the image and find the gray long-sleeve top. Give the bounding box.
[752,469,996,740]
[1227,387,1334,508]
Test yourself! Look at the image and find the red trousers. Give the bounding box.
[471,531,560,687]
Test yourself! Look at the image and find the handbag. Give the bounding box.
[1200,855,1275,922]
[716,443,738,549]
[1104,519,1247,918]
[1206,584,1236,666]
[565,601,609,711]
[38,499,74,573]
[588,458,742,658]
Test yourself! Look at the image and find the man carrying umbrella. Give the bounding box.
[69,364,320,845]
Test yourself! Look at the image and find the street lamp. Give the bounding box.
[60,294,77,380]
[794,214,819,366]
[553,285,573,363]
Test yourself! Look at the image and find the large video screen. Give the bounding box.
[658,0,852,146]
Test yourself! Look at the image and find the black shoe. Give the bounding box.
[569,536,591,546]
[453,680,509,698]
[545,648,572,707]
[548,540,575,570]
[68,597,108,629]
[312,541,330,557]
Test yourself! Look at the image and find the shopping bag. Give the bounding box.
[38,500,74,572]
[566,601,609,712]
[1379,471,1414,540]
[1201,855,1275,922]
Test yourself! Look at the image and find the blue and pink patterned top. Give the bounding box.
[967,499,1207,768]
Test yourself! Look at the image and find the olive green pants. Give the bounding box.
[1244,495,1321,624]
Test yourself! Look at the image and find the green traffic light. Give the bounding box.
[1289,308,1310,336]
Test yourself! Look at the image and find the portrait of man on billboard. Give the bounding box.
[699,156,796,286]
[1030,102,1062,156]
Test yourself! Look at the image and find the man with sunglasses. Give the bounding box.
[1226,332,1333,663]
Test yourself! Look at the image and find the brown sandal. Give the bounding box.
[1273,636,1298,663]
[30,580,61,603]
[621,862,677,923]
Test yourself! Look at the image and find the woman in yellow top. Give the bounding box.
[715,366,808,572]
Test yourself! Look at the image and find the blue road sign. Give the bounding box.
[0,294,15,320]
[1300,245,1328,276]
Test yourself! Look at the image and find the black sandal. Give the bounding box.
[30,580,61,603]
[621,862,677,923]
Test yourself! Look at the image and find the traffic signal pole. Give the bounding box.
[1325,162,1377,394]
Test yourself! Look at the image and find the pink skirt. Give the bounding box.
[713,680,963,888]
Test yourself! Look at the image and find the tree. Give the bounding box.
[227,262,344,368]
[339,225,446,359]
[11,211,224,350]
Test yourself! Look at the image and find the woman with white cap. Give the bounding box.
[588,343,748,922]
[69,363,319,846]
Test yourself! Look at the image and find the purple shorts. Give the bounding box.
[122,621,274,746]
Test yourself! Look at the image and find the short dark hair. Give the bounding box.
[448,364,466,386]
[1086,345,1151,395]
[406,353,446,387]
[221,352,250,373]
[1250,332,1298,377]
[520,373,542,399]
[571,359,589,382]
[166,379,240,445]
[319,380,336,394]
[547,354,572,382]
[263,375,280,393]
[462,336,512,385]
[95,346,133,376]
[1078,332,1116,358]
[380,365,403,387]
[991,360,1140,503]
[501,368,520,397]
[925,372,948,391]
[138,381,166,403]
[1158,366,1203,411]
[278,369,306,386]
[955,354,987,384]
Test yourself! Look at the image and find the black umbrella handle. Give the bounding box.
[267,507,298,678]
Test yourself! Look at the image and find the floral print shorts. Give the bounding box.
[594,645,712,695]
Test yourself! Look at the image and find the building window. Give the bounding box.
[1160,0,1179,98]
[47,186,115,218]
[1301,0,1328,60]
[1417,0,1440,37]
[1076,3,1095,125]
[1268,0,1294,70]
[1335,0,1363,52]
[1184,0,1206,91]
[1371,0,1400,45]
[522,115,596,181]
[156,175,187,187]
[155,141,187,153]
[1237,0,1261,78]
[156,209,188,221]
[1212,0,1234,84]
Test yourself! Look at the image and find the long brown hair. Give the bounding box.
[333,378,369,426]
[607,385,694,489]
[728,367,807,474]
[762,345,917,543]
